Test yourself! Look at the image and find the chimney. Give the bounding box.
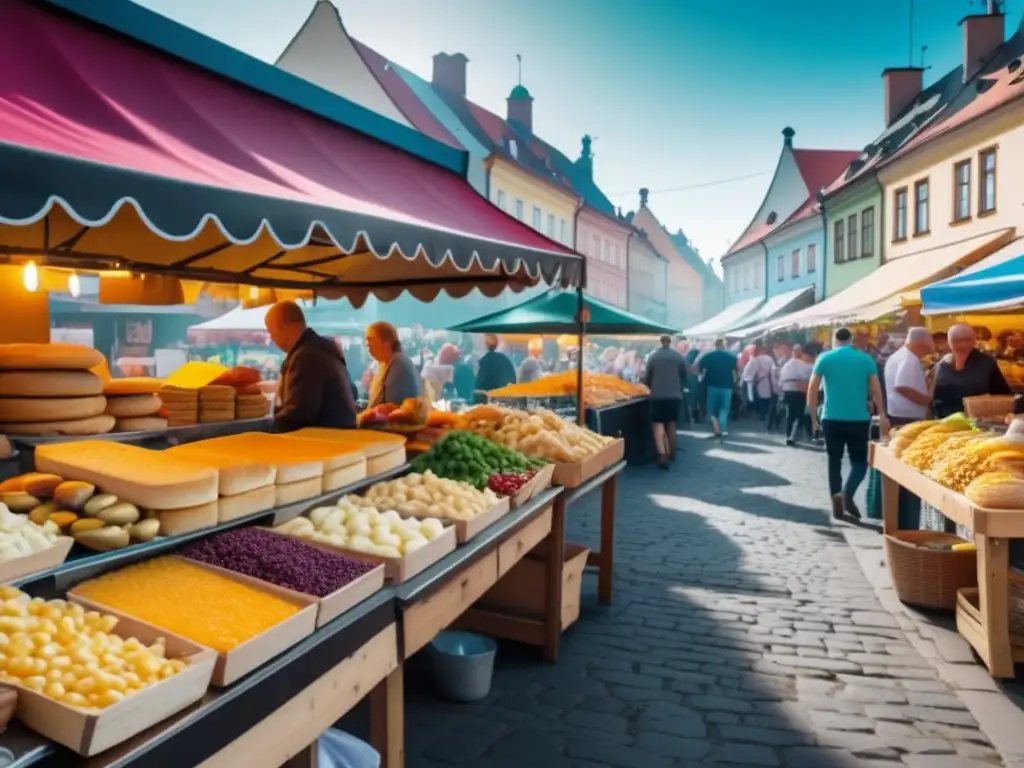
[432,52,468,97]
[639,188,650,208]
[881,67,923,126]
[782,127,795,148]
[960,6,1004,82]
[577,135,594,180]
[507,85,533,136]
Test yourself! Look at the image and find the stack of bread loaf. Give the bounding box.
[0,343,115,436]
[103,377,167,432]
[158,385,199,427]
[34,440,223,536]
[207,366,270,421]
[198,385,236,424]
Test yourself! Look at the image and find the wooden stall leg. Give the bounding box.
[597,474,617,606]
[976,533,1014,678]
[544,496,567,663]
[281,744,318,768]
[881,473,899,536]
[370,661,404,768]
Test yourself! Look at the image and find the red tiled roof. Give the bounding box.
[724,147,857,257]
[353,41,461,149]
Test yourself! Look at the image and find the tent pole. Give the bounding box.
[576,284,586,426]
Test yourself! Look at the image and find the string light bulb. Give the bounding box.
[22,261,38,292]
[68,272,81,298]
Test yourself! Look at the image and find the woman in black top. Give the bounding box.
[932,324,1012,418]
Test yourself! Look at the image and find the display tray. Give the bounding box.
[9,418,272,450]
[268,523,457,584]
[0,537,73,585]
[508,463,554,509]
[68,557,319,688]
[552,438,625,489]
[180,556,386,630]
[12,606,215,757]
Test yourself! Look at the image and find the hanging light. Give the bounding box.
[68,272,81,298]
[22,261,38,292]
[248,285,259,300]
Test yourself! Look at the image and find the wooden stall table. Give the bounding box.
[872,441,1024,678]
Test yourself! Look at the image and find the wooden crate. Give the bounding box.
[551,439,623,489]
[0,536,73,584]
[406,496,510,544]
[13,608,215,755]
[477,543,590,630]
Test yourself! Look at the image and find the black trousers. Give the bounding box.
[783,391,810,439]
[821,419,871,497]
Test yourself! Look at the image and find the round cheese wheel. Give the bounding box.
[0,414,115,436]
[0,370,104,397]
[0,344,105,371]
[160,401,200,415]
[0,395,107,423]
[103,377,163,396]
[114,416,168,432]
[105,394,161,418]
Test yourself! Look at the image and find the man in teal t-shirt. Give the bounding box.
[808,327,888,521]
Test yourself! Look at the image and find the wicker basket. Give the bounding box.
[963,394,1016,420]
[884,530,977,611]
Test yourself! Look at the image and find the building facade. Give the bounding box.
[822,179,883,297]
[669,230,724,320]
[627,231,668,324]
[763,208,826,301]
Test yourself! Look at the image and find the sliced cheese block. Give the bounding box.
[0,414,115,436]
[105,394,162,418]
[0,395,107,423]
[35,441,219,510]
[0,343,104,371]
[168,435,322,485]
[146,501,218,536]
[218,484,276,523]
[103,377,163,396]
[164,445,276,495]
[366,447,406,476]
[195,433,364,474]
[323,458,367,493]
[114,416,168,433]
[275,476,322,506]
[287,428,407,458]
[0,370,103,397]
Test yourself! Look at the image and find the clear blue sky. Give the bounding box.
[136,0,1013,266]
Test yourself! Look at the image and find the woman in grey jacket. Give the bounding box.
[365,321,423,406]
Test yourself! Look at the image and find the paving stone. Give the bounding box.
[782,746,863,767]
[717,724,813,746]
[564,710,628,733]
[633,732,711,760]
[864,704,978,727]
[565,739,672,768]
[838,684,908,704]
[707,742,780,766]
[685,694,754,714]
[809,710,875,732]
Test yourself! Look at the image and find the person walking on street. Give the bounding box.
[808,327,888,521]
[742,342,775,422]
[644,335,687,468]
[779,343,813,446]
[699,338,738,440]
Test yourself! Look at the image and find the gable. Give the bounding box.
[724,148,807,256]
[276,1,412,127]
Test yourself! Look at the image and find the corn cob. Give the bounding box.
[902,430,973,470]
[965,470,1024,509]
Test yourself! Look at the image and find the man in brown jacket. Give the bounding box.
[264,301,358,432]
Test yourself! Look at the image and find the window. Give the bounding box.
[559,219,567,243]
[514,199,524,221]
[592,235,601,260]
[776,254,785,282]
[604,241,611,264]
[546,213,555,237]
[834,220,845,263]
[979,148,996,214]
[495,190,507,211]
[532,206,542,230]
[861,207,874,257]
[893,187,908,241]
[807,243,817,273]
[791,248,800,278]
[953,160,971,222]
[914,179,929,235]
[847,214,858,261]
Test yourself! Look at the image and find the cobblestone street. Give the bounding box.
[400,426,1012,767]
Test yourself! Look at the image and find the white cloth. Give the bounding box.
[884,345,929,419]
[779,358,813,392]
[742,354,775,399]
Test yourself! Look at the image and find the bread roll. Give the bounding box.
[114,416,168,432]
[0,414,115,436]
[0,395,107,423]
[0,370,103,397]
[35,441,219,510]
[105,394,161,419]
[0,343,104,371]
[103,377,163,396]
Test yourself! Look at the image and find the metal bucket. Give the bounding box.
[430,630,497,702]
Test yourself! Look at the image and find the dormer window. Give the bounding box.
[766,211,778,225]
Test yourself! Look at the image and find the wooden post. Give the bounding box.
[576,285,586,426]
[881,474,899,536]
[598,474,617,606]
[976,533,1014,678]
[370,661,404,768]
[544,496,567,662]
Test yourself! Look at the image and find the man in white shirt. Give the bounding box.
[884,327,935,426]
[779,344,814,445]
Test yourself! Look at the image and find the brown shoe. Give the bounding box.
[831,494,844,520]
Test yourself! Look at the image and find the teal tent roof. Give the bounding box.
[449,290,678,335]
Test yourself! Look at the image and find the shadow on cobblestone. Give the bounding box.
[342,428,1005,767]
